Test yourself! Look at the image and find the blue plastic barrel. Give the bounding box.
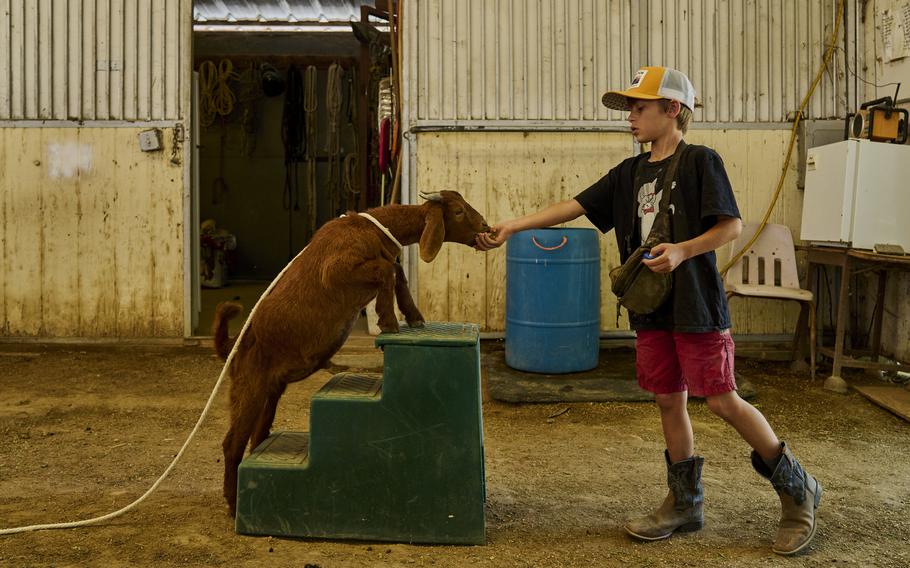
[505,228,601,374]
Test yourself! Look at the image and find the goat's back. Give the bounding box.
[236,215,392,358]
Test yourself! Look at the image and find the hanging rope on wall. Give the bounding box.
[304,65,319,235]
[343,153,359,208]
[342,72,359,210]
[325,63,345,216]
[282,65,306,217]
[199,59,238,128]
[236,61,261,157]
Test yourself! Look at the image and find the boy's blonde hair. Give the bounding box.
[661,99,692,135]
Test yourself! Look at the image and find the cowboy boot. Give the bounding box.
[625,451,705,541]
[752,442,823,556]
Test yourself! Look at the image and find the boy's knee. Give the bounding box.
[655,392,686,413]
[706,393,738,419]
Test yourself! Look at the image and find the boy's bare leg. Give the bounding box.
[655,391,694,462]
[704,391,780,459]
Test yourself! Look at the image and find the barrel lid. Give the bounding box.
[375,321,479,347]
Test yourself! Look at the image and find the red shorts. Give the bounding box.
[635,330,737,397]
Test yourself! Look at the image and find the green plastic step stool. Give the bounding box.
[235,322,486,544]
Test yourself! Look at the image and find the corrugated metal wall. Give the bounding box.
[0,0,187,121]
[411,0,634,122]
[407,0,858,124]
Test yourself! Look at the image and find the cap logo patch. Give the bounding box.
[630,69,647,88]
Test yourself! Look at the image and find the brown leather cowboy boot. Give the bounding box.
[624,451,705,540]
[752,442,823,555]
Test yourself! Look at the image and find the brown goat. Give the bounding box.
[212,190,490,515]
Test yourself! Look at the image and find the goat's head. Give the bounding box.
[418,191,490,262]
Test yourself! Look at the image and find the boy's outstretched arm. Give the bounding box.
[642,215,742,273]
[475,199,587,251]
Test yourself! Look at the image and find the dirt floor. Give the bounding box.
[1,337,909,568]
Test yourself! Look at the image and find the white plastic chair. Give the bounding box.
[724,223,816,378]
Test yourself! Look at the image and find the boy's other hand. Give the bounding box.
[475,222,515,251]
[642,242,687,273]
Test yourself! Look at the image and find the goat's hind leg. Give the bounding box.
[393,261,425,328]
[222,376,270,516]
[249,382,287,451]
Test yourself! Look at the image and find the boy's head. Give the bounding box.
[602,66,696,140]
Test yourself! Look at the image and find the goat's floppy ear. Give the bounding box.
[419,205,445,262]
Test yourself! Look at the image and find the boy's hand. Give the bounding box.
[642,243,687,273]
[475,222,515,251]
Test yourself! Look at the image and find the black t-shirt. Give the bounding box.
[574,144,741,332]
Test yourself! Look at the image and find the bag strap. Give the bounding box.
[642,140,687,248]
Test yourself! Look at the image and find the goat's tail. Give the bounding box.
[212,301,243,360]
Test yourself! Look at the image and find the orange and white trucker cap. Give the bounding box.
[602,66,696,111]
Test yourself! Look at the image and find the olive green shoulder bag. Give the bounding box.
[608,142,688,315]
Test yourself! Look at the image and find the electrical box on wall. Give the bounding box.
[138,129,162,152]
[797,120,845,190]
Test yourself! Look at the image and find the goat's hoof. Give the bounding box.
[406,319,425,328]
[379,323,400,334]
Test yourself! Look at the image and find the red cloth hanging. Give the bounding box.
[378,117,391,172]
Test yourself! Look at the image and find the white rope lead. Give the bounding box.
[0,245,311,536]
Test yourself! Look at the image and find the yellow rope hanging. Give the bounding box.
[199,59,238,128]
[720,0,844,275]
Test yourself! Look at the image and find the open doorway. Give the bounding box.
[191,1,397,337]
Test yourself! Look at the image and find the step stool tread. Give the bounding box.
[245,431,310,466]
[315,372,382,399]
[375,321,480,347]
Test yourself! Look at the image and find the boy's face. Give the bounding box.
[626,98,680,143]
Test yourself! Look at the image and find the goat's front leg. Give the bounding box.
[360,258,399,333]
[393,262,425,328]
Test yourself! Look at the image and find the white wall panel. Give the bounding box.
[407,0,860,125]
[0,0,188,121]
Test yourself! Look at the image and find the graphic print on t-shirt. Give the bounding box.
[637,178,661,240]
[638,177,677,240]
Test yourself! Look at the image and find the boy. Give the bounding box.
[475,66,821,556]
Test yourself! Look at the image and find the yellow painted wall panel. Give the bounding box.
[416,131,632,332]
[0,129,5,332]
[0,127,184,338]
[41,129,83,336]
[3,128,44,335]
[416,129,803,334]
[76,130,119,336]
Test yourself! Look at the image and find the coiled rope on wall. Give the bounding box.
[199,59,238,128]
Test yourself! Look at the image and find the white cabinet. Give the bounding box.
[800,140,910,251]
